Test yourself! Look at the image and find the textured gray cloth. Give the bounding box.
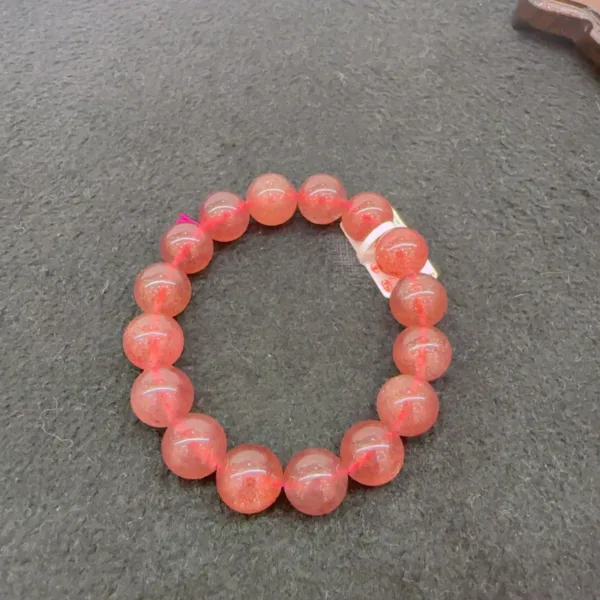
[1,1,599,598]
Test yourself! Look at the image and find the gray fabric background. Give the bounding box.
[1,1,599,598]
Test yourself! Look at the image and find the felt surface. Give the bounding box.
[1,1,600,598]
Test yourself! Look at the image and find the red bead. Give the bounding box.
[199,191,249,242]
[342,192,394,241]
[160,222,214,274]
[284,448,348,516]
[375,227,428,278]
[122,313,184,370]
[393,326,452,381]
[161,413,227,480]
[216,444,283,514]
[376,375,439,437]
[340,420,404,486]
[298,174,347,224]
[130,366,194,427]
[246,173,297,226]
[389,273,447,327]
[133,262,191,317]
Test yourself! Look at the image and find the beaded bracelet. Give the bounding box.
[122,173,451,516]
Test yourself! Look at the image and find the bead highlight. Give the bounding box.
[342,192,394,241]
[284,448,348,516]
[393,326,452,381]
[162,413,227,479]
[298,174,347,224]
[130,366,194,428]
[217,444,283,514]
[340,420,405,486]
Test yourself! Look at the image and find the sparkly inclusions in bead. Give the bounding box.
[216,444,283,514]
[298,174,347,224]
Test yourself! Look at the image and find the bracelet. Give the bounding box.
[122,173,451,516]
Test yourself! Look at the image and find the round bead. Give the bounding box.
[122,313,184,370]
[160,223,214,274]
[375,227,428,278]
[246,173,297,226]
[376,375,439,437]
[216,444,283,514]
[342,192,394,241]
[133,262,191,317]
[298,174,347,224]
[161,413,227,480]
[389,273,448,327]
[340,420,404,486]
[283,448,348,516]
[199,191,249,242]
[393,326,452,381]
[130,366,194,427]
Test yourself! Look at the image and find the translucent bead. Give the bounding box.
[246,173,297,226]
[122,313,184,370]
[283,448,348,516]
[161,413,227,480]
[389,273,447,327]
[160,222,214,274]
[130,366,194,428]
[133,262,191,317]
[342,192,394,241]
[199,191,249,242]
[393,326,452,381]
[375,227,428,278]
[376,375,439,437]
[298,174,347,224]
[340,420,404,486]
[216,444,283,514]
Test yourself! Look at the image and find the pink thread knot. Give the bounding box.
[176,213,198,225]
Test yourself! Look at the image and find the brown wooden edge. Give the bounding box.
[513,0,600,66]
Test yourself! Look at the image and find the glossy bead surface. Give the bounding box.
[375,227,428,278]
[217,444,283,514]
[134,262,191,317]
[161,413,227,480]
[298,174,347,224]
[342,192,394,241]
[199,191,249,242]
[284,448,347,516]
[160,223,214,274]
[389,273,447,327]
[123,313,184,369]
[376,375,439,437]
[246,173,297,226]
[340,420,405,486]
[130,366,194,427]
[393,326,452,381]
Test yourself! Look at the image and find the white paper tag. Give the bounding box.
[340,209,438,298]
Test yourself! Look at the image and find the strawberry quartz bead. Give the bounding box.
[340,420,405,486]
[160,222,214,274]
[199,191,249,242]
[216,444,283,514]
[341,192,394,241]
[161,413,227,480]
[298,174,347,224]
[246,173,297,226]
[130,366,194,427]
[283,448,348,516]
[389,273,448,327]
[123,313,184,370]
[133,262,192,317]
[393,326,452,381]
[375,227,428,278]
[376,375,440,437]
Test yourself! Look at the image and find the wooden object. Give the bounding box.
[513,0,600,66]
